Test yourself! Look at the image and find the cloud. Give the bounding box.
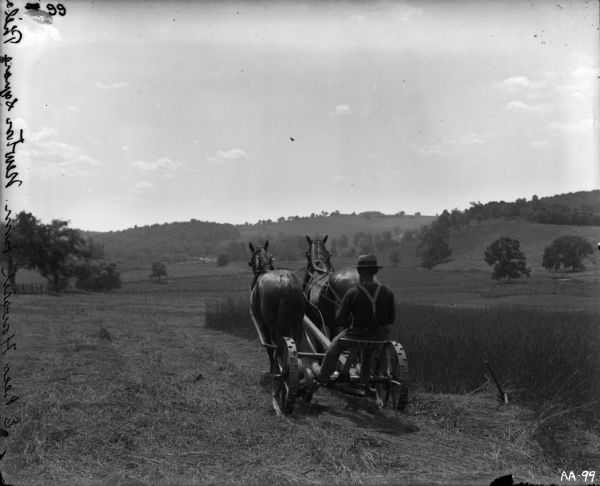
[418,132,491,156]
[331,175,350,182]
[392,5,422,22]
[550,119,595,133]
[530,140,550,149]
[96,81,129,90]
[66,105,79,113]
[131,181,159,192]
[555,56,599,100]
[323,104,353,116]
[418,145,447,156]
[505,101,548,113]
[131,157,182,171]
[348,14,366,22]
[20,126,101,177]
[495,76,547,93]
[29,126,58,141]
[572,65,598,79]
[456,133,486,145]
[11,117,29,131]
[335,105,352,115]
[111,181,160,203]
[349,5,421,23]
[208,149,250,163]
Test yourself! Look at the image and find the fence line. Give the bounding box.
[15,283,46,294]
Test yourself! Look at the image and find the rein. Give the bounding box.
[305,269,329,296]
[304,266,342,308]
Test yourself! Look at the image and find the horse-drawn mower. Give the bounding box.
[251,310,409,415]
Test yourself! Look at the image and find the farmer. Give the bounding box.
[313,254,395,386]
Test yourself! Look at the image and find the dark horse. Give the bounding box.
[249,241,305,371]
[303,235,359,341]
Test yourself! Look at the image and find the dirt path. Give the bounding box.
[7,293,562,485]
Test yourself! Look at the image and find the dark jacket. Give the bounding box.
[335,282,395,339]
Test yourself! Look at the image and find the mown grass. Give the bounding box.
[7,293,585,484]
[7,293,550,485]
[206,299,600,416]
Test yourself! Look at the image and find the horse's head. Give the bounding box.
[248,241,275,274]
[305,235,333,274]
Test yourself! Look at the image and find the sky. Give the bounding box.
[3,0,599,231]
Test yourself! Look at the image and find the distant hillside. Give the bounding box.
[238,213,435,262]
[465,190,600,226]
[536,190,600,210]
[80,213,435,268]
[239,213,435,240]
[83,220,240,269]
[78,190,600,272]
[437,219,599,273]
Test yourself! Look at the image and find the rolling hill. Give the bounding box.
[238,213,435,241]
[80,213,435,268]
[72,190,599,274]
[438,219,599,273]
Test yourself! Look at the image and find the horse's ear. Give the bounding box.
[264,240,269,251]
[249,243,255,252]
[306,235,311,244]
[323,235,328,244]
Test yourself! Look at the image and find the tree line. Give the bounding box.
[455,190,600,227]
[83,219,241,268]
[2,212,121,292]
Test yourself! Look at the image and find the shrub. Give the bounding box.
[150,262,167,282]
[75,262,121,292]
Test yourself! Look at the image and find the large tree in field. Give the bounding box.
[150,262,168,282]
[32,219,91,291]
[484,237,531,281]
[1,211,40,290]
[542,235,594,272]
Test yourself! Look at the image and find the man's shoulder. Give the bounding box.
[355,283,393,297]
[374,284,394,298]
[344,286,360,297]
[347,283,393,295]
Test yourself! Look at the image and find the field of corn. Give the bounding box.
[207,298,600,415]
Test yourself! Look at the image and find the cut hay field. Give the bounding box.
[4,291,589,486]
[4,262,599,485]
